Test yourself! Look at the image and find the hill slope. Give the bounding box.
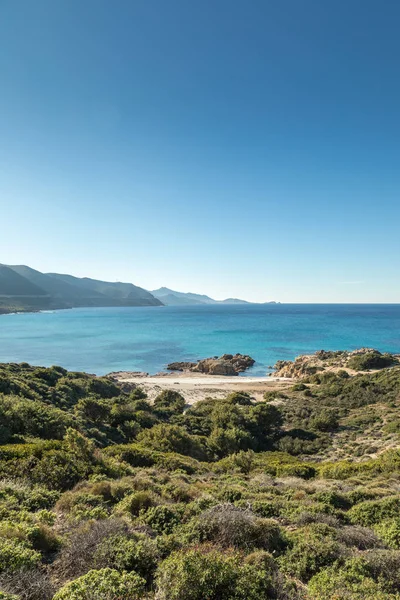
[0,264,48,297]
[0,265,162,313]
[0,358,399,598]
[48,273,160,305]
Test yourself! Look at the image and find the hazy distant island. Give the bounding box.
[0,264,277,314]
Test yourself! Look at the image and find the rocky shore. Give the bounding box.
[272,348,399,379]
[167,353,255,376]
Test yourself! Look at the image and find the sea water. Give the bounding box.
[0,304,399,376]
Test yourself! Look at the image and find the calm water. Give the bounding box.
[0,304,399,376]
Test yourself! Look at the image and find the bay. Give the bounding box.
[0,304,399,376]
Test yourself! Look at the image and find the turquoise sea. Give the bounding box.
[0,304,399,376]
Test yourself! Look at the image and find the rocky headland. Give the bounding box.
[272,348,399,379]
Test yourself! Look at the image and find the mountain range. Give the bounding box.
[0,264,162,313]
[0,264,274,313]
[151,287,250,306]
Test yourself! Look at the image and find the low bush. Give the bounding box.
[155,546,277,600]
[187,504,287,553]
[375,518,400,549]
[0,539,41,573]
[114,490,157,517]
[53,568,146,600]
[142,504,184,534]
[279,524,347,582]
[309,410,339,432]
[348,496,400,526]
[153,390,186,413]
[337,525,382,550]
[347,351,397,371]
[363,549,400,594]
[276,463,316,479]
[94,532,159,580]
[308,557,393,599]
[137,425,208,461]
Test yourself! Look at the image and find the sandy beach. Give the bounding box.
[114,372,293,404]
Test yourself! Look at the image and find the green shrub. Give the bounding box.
[348,496,400,526]
[94,532,159,580]
[114,490,157,517]
[225,392,253,405]
[279,524,346,582]
[74,397,110,423]
[53,568,145,600]
[347,351,397,371]
[153,390,186,413]
[308,558,393,599]
[0,538,41,572]
[137,424,208,460]
[292,383,308,392]
[87,378,120,398]
[142,504,184,534]
[155,547,276,600]
[375,519,400,549]
[276,463,316,479]
[24,522,60,552]
[208,426,253,458]
[104,443,157,468]
[315,491,351,510]
[309,410,339,432]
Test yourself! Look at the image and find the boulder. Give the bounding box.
[167,353,255,376]
[167,361,197,371]
[194,359,237,376]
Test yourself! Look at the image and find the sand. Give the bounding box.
[114,372,293,404]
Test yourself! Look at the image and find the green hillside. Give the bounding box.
[0,360,399,598]
[0,264,48,297]
[0,265,162,313]
[8,266,101,299]
[49,274,160,304]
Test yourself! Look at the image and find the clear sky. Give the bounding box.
[1,0,399,303]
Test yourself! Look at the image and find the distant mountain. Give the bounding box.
[151,287,251,306]
[0,265,162,313]
[152,287,215,305]
[221,298,250,304]
[0,264,48,297]
[8,265,96,299]
[48,273,159,305]
[153,293,203,306]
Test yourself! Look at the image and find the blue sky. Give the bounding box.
[1,0,399,302]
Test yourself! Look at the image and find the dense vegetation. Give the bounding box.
[0,361,399,598]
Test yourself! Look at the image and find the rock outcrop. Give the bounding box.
[166,362,197,372]
[271,348,399,379]
[167,353,255,376]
